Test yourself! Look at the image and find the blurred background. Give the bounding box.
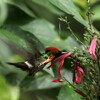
[0,0,100,100]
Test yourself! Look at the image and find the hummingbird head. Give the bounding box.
[45,47,62,58]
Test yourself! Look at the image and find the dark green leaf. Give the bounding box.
[31,0,63,15]
[0,39,11,61]
[21,19,62,48]
[48,0,88,26]
[21,19,80,51]
[0,25,44,57]
[5,0,36,17]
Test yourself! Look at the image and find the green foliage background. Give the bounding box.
[0,0,100,100]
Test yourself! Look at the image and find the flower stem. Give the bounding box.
[86,0,94,35]
[59,17,86,48]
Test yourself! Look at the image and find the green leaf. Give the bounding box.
[58,84,81,100]
[21,19,80,51]
[5,0,36,17]
[20,74,63,91]
[0,38,12,74]
[0,25,44,55]
[48,0,87,26]
[0,78,20,100]
[0,75,10,100]
[43,63,54,77]
[9,86,20,100]
[0,0,7,26]
[73,0,86,8]
[0,39,11,61]
[31,0,63,15]
[21,19,62,48]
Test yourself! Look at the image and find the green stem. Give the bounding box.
[62,77,76,89]
[86,0,94,35]
[59,17,86,48]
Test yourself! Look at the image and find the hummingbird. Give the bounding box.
[8,47,62,76]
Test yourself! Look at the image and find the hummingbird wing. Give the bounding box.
[0,25,45,75]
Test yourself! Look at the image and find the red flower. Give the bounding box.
[48,52,72,82]
[73,62,85,84]
[87,37,97,60]
[52,78,61,82]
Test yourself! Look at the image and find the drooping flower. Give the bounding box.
[87,37,97,60]
[73,62,85,84]
[48,52,72,82]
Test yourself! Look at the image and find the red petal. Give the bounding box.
[87,37,97,60]
[57,60,64,77]
[52,78,61,82]
[75,71,82,84]
[74,66,85,84]
[47,52,72,68]
[77,66,85,74]
[47,58,59,69]
[91,52,97,61]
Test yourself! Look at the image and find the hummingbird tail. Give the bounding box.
[7,62,29,71]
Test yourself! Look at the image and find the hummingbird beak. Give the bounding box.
[39,54,55,66]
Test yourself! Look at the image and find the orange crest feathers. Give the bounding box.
[45,47,60,52]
